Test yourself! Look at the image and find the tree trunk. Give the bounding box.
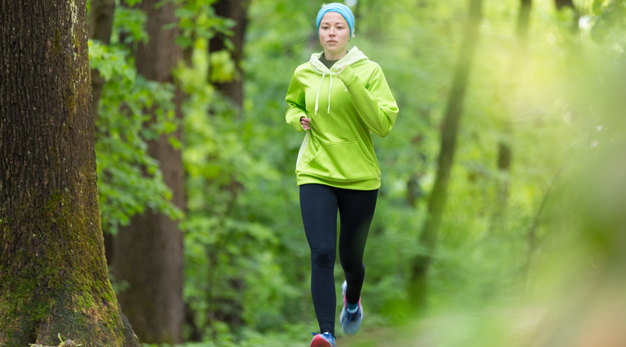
[490,142,512,233]
[489,0,531,235]
[209,0,249,112]
[0,1,140,346]
[517,0,532,42]
[406,0,483,312]
[111,0,185,344]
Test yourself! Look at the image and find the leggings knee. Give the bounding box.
[311,246,336,268]
[344,263,365,279]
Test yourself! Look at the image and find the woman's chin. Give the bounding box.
[324,46,346,53]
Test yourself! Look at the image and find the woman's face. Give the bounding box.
[318,12,350,55]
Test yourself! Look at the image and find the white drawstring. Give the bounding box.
[328,74,333,114]
[314,72,326,116]
[315,67,341,115]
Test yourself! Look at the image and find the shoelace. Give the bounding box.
[346,309,360,323]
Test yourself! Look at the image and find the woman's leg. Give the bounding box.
[300,184,339,337]
[337,188,378,306]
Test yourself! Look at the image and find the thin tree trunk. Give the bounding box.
[517,0,532,42]
[490,142,512,233]
[209,0,248,112]
[112,0,185,343]
[406,0,483,312]
[489,0,531,235]
[0,1,139,346]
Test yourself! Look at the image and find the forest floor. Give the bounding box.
[336,324,426,347]
[335,308,544,347]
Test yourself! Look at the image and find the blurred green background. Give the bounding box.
[89,0,626,346]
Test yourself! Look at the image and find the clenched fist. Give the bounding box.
[300,117,311,131]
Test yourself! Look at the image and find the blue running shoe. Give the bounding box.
[340,280,363,335]
[310,332,336,347]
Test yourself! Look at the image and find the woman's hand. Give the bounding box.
[300,117,311,131]
[338,65,347,74]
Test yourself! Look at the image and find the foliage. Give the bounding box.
[164,0,236,48]
[89,3,183,234]
[589,0,626,42]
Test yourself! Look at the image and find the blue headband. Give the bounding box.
[316,3,355,41]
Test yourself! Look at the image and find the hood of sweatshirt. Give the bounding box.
[308,46,369,116]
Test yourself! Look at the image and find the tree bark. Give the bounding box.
[0,1,140,346]
[406,0,483,312]
[111,0,185,344]
[209,0,249,111]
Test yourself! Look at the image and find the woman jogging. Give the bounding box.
[284,3,399,347]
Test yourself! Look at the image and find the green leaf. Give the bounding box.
[162,22,178,31]
[176,36,194,49]
[175,8,197,19]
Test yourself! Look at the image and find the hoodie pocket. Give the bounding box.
[302,141,378,181]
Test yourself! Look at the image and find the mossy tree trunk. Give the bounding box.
[111,0,185,343]
[0,1,140,346]
[406,0,483,312]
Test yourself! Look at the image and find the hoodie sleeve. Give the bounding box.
[337,64,399,138]
[285,71,308,132]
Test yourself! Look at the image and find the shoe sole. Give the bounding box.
[310,335,333,347]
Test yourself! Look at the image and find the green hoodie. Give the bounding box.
[285,47,399,190]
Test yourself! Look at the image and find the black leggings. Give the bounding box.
[299,183,378,337]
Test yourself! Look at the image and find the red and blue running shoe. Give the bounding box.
[310,332,336,347]
[340,280,363,335]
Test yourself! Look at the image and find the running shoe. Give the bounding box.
[340,280,363,335]
[310,332,336,347]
